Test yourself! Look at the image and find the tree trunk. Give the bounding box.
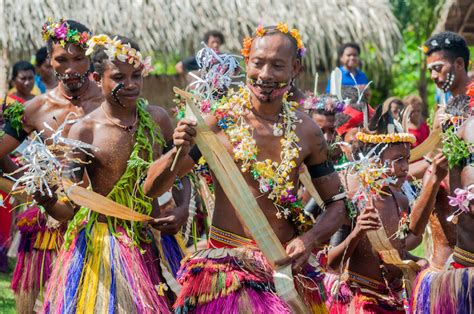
[0,47,8,99]
[418,57,429,118]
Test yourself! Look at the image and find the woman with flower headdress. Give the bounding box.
[325,106,448,313]
[144,23,348,313]
[35,34,186,312]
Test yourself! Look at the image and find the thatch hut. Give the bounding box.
[0,0,401,104]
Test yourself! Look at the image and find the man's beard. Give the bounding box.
[247,77,291,103]
[55,71,88,92]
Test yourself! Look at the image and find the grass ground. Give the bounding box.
[0,259,15,314]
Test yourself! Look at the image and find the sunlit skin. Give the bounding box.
[144,32,346,271]
[12,69,35,101]
[328,143,448,286]
[0,42,103,185]
[35,58,190,234]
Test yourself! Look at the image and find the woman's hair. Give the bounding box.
[403,95,423,108]
[401,95,423,129]
[383,97,404,112]
[91,35,140,76]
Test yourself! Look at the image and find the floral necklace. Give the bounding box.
[212,87,311,231]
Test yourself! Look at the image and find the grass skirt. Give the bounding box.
[174,247,327,313]
[411,265,474,313]
[324,272,406,313]
[11,207,62,314]
[40,222,171,313]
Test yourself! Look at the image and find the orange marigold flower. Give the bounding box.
[241,37,253,58]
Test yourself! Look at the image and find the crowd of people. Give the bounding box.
[0,17,472,314]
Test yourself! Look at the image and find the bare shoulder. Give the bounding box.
[297,110,327,164]
[23,94,50,117]
[146,104,170,124]
[67,115,95,144]
[297,110,324,139]
[458,117,474,143]
[145,103,173,141]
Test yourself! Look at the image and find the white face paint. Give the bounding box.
[427,60,445,71]
[442,72,455,92]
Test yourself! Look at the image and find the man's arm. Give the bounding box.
[143,108,198,198]
[409,153,448,236]
[153,176,192,234]
[304,125,347,245]
[285,119,347,269]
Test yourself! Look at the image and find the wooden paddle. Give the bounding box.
[409,129,442,162]
[173,87,307,313]
[61,180,153,222]
[0,177,29,204]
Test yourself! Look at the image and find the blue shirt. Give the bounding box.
[325,66,369,93]
[35,75,46,94]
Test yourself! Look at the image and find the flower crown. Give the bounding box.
[85,34,153,76]
[42,18,91,48]
[356,132,416,144]
[241,23,305,59]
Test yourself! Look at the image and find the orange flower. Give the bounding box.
[241,37,253,59]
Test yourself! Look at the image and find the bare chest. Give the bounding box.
[30,104,86,138]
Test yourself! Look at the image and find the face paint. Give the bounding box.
[246,77,291,102]
[55,71,88,91]
[427,61,445,71]
[442,71,455,92]
[111,82,125,107]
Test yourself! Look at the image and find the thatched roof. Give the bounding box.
[1,0,400,74]
[434,0,474,44]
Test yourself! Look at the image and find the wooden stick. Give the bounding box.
[170,146,182,171]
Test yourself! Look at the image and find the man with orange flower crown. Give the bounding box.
[142,23,347,313]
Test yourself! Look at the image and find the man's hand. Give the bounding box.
[33,186,58,210]
[426,152,448,184]
[151,205,189,234]
[173,118,197,156]
[285,231,316,272]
